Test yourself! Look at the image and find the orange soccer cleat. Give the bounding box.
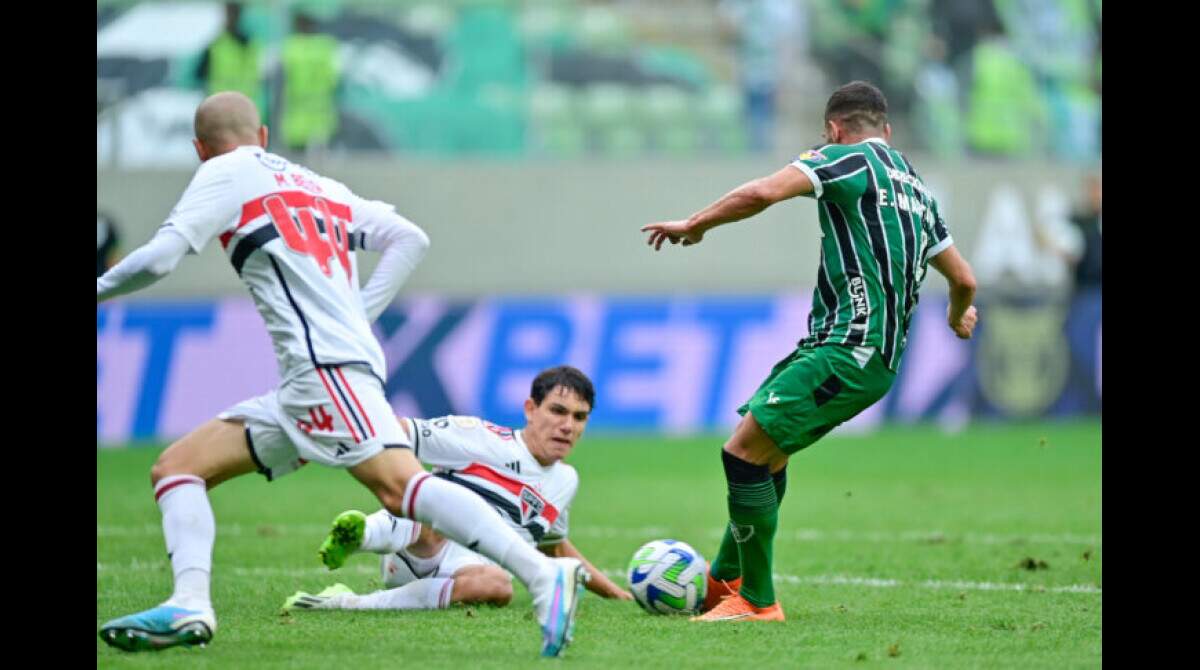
[701,573,742,612]
[691,593,785,622]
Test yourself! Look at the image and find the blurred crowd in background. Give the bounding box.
[97,0,1102,432]
[97,0,1101,163]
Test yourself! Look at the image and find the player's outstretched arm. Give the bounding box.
[357,212,430,322]
[96,228,192,303]
[541,540,633,600]
[929,244,978,339]
[641,165,814,251]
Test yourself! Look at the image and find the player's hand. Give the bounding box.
[949,305,978,339]
[609,587,635,601]
[641,220,703,251]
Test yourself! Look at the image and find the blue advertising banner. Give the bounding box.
[97,292,1101,444]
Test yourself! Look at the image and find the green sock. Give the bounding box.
[711,467,786,582]
[711,524,741,581]
[720,452,779,607]
[728,483,778,607]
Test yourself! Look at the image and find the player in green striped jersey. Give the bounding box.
[642,81,978,622]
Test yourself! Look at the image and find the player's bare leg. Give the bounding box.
[100,418,258,651]
[449,565,514,606]
[348,447,587,656]
[151,418,259,487]
[693,412,787,622]
[385,526,513,606]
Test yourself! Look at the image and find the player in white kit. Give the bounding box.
[96,92,587,657]
[280,367,632,612]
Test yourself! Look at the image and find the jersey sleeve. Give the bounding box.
[788,145,869,204]
[162,157,240,253]
[539,466,579,547]
[409,416,499,470]
[349,196,431,321]
[349,197,403,248]
[923,197,954,258]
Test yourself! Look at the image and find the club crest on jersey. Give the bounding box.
[519,487,545,524]
[798,149,827,162]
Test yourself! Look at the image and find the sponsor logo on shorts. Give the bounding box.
[767,391,781,405]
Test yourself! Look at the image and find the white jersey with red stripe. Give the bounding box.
[163,145,401,384]
[406,416,579,547]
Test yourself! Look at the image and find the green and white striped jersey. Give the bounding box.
[788,138,953,371]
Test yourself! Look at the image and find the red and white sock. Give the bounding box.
[333,578,454,610]
[154,475,214,611]
[361,510,420,554]
[401,472,550,588]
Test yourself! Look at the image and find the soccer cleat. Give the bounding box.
[701,573,742,612]
[99,604,216,652]
[533,557,589,658]
[318,510,367,570]
[281,583,355,613]
[690,593,785,622]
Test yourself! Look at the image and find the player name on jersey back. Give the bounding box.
[162,146,401,384]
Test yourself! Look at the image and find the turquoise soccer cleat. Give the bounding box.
[99,604,215,652]
[538,558,589,658]
[318,510,367,570]
[281,583,355,613]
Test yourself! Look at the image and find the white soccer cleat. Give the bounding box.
[532,557,589,658]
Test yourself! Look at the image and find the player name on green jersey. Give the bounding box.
[788,138,953,371]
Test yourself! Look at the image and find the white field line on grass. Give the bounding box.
[97,558,380,579]
[95,560,1101,596]
[594,570,1101,595]
[97,523,1100,547]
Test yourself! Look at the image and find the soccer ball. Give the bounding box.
[626,539,708,614]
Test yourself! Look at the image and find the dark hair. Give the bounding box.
[824,81,888,133]
[530,366,595,410]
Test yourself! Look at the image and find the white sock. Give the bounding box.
[402,472,550,588]
[155,475,214,611]
[383,547,447,588]
[330,578,454,610]
[361,509,420,554]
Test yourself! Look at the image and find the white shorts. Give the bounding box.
[380,541,500,589]
[218,364,410,481]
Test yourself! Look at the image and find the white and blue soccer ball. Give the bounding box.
[626,539,708,615]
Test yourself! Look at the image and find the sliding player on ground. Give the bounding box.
[281,366,632,612]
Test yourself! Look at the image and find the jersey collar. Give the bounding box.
[515,430,556,471]
[862,136,889,146]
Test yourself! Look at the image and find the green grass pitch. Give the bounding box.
[97,421,1101,668]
